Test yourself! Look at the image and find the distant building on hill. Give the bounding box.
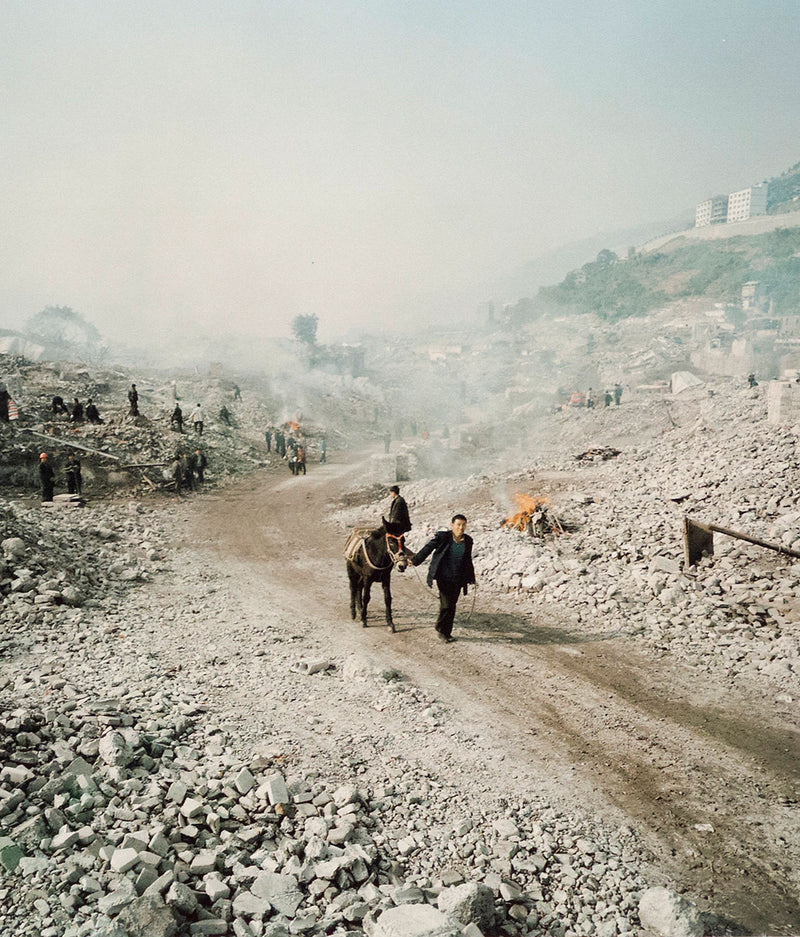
[695,194,729,227]
[727,183,768,223]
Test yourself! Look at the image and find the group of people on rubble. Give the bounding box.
[384,485,476,644]
[51,395,104,423]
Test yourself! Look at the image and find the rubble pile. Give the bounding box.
[483,381,798,694]
[1,500,168,630]
[0,681,651,937]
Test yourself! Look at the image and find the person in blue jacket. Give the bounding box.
[410,514,475,643]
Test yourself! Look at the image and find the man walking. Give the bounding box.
[128,384,139,416]
[387,485,412,533]
[410,514,475,643]
[191,403,204,435]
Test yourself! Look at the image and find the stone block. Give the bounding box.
[251,871,303,916]
[0,835,23,872]
[438,882,495,928]
[116,893,178,937]
[638,886,704,937]
[232,891,271,919]
[111,847,141,874]
[261,773,289,805]
[234,767,256,795]
[373,904,462,937]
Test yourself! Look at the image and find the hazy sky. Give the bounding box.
[2,1,799,345]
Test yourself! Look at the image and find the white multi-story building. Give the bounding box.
[727,183,768,223]
[695,194,728,227]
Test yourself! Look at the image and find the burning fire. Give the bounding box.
[503,492,551,530]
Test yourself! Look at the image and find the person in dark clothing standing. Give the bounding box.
[39,452,55,502]
[265,427,272,451]
[320,436,327,463]
[0,385,10,422]
[387,485,412,533]
[410,514,476,643]
[71,398,84,422]
[171,404,183,433]
[66,454,82,495]
[128,384,139,416]
[86,399,103,423]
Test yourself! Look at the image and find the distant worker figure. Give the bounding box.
[586,389,595,410]
[39,452,55,502]
[86,399,103,424]
[604,390,612,407]
[195,449,207,483]
[265,427,272,451]
[171,404,183,433]
[296,445,306,475]
[128,384,139,416]
[71,398,84,422]
[383,430,391,454]
[183,452,197,491]
[0,385,10,422]
[66,454,82,495]
[410,514,476,644]
[51,395,68,415]
[192,403,204,435]
[388,485,412,534]
[319,436,327,463]
[233,384,241,400]
[747,373,758,388]
[613,383,623,406]
[219,405,231,427]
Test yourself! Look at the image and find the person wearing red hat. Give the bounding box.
[39,452,55,502]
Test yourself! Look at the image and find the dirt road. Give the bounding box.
[187,454,800,935]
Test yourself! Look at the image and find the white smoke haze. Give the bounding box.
[2,3,799,350]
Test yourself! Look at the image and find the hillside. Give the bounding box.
[538,225,800,321]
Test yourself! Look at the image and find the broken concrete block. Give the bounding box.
[373,904,462,937]
[0,836,23,872]
[437,882,495,928]
[638,885,704,937]
[116,893,178,937]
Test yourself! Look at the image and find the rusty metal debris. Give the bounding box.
[683,516,800,567]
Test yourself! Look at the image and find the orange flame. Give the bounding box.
[503,492,551,530]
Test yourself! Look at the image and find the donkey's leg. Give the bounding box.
[382,572,395,633]
[361,577,373,627]
[347,564,361,620]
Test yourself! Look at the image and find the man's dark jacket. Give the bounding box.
[412,530,475,593]
[388,496,412,533]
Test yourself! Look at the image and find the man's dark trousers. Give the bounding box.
[436,580,462,639]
